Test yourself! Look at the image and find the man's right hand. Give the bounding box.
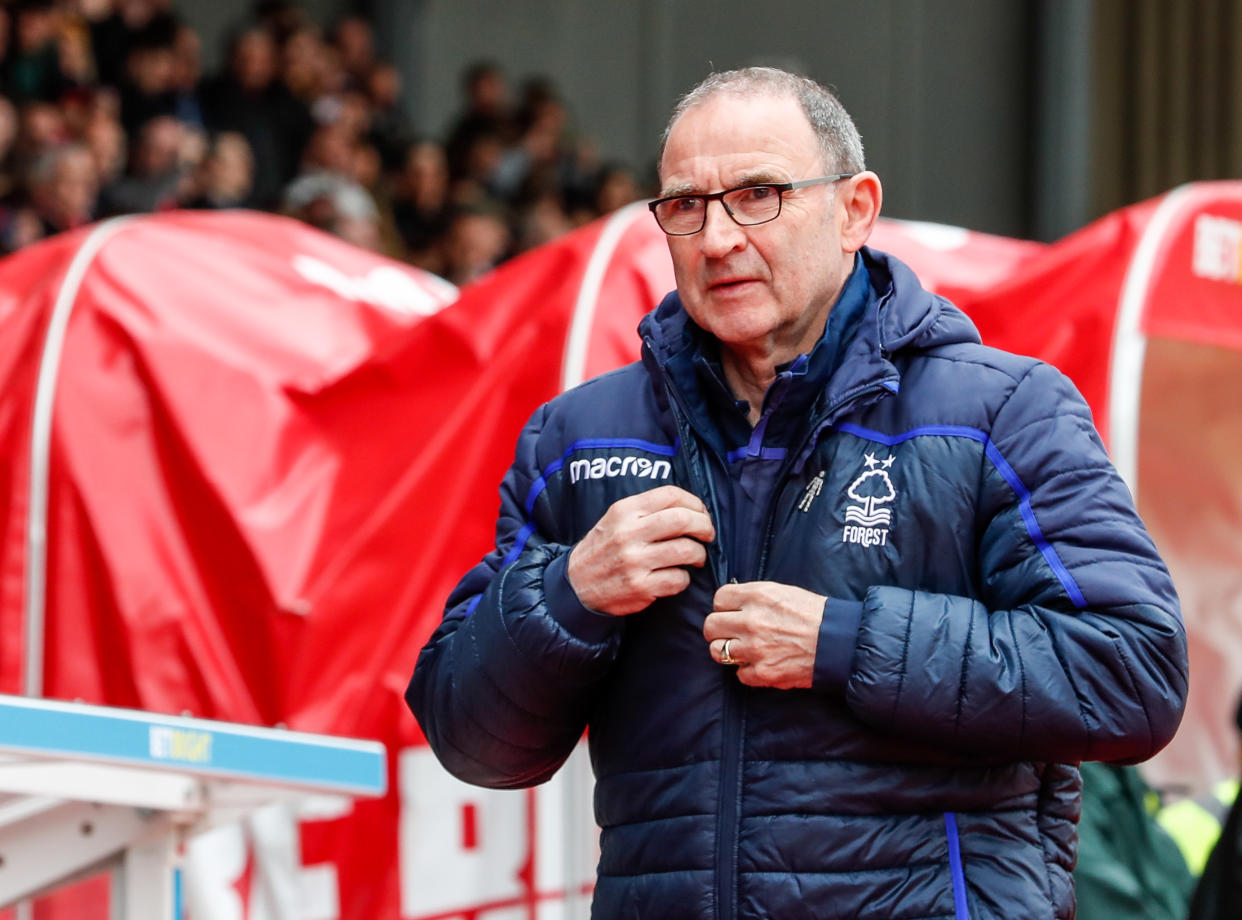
[566,485,716,616]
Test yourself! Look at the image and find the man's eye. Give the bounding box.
[739,185,777,203]
[671,197,703,213]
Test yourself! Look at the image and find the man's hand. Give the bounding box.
[704,582,825,688]
[567,485,716,616]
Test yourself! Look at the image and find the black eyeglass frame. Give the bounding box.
[647,173,856,236]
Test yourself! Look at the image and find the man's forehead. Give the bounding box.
[659,92,819,191]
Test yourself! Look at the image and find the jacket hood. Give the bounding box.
[863,247,982,353]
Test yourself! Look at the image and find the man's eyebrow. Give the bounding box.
[659,171,789,198]
[658,182,698,197]
[733,170,787,187]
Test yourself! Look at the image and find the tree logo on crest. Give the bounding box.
[842,452,896,548]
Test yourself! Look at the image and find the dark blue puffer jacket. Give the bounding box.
[408,248,1189,920]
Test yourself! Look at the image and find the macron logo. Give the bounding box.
[569,455,672,484]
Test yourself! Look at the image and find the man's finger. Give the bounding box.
[625,484,709,516]
[636,505,716,544]
[702,610,747,643]
[643,535,709,571]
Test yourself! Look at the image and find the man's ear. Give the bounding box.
[839,171,882,253]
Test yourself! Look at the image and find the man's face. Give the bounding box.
[659,92,853,356]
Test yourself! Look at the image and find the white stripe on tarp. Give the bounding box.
[1109,184,1194,499]
[24,216,134,698]
[560,201,651,392]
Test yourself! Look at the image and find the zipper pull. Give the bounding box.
[797,470,825,512]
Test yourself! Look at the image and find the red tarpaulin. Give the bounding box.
[2,185,1240,918]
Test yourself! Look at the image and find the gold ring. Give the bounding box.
[720,638,739,666]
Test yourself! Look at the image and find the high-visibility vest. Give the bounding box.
[1157,778,1241,875]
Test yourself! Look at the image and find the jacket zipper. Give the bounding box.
[727,381,893,920]
[664,362,892,920]
[661,385,739,920]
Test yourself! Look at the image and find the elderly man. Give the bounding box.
[408,67,1188,919]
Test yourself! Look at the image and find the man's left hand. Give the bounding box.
[703,581,824,689]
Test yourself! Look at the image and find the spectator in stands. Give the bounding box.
[4,0,62,103]
[81,104,127,189]
[593,161,641,216]
[282,169,381,252]
[391,139,450,269]
[0,5,609,275]
[26,140,98,234]
[0,94,20,198]
[15,98,69,169]
[444,59,512,181]
[279,23,328,106]
[97,113,196,214]
[200,23,310,208]
[253,0,309,45]
[117,16,179,134]
[438,202,510,285]
[329,14,374,92]
[168,22,203,127]
[55,13,98,97]
[300,120,355,178]
[87,0,176,90]
[186,130,253,209]
[513,186,572,253]
[365,62,407,169]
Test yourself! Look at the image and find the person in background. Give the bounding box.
[1170,692,1242,920]
[1073,761,1195,919]
[591,160,640,217]
[26,140,98,235]
[97,113,197,214]
[437,202,510,285]
[282,169,381,252]
[444,59,512,182]
[407,66,1189,919]
[391,139,450,271]
[200,24,310,208]
[80,101,127,190]
[185,130,253,209]
[4,0,63,103]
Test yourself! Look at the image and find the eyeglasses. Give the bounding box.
[647,173,855,236]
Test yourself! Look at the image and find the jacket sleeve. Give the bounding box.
[405,404,624,788]
[841,361,1189,764]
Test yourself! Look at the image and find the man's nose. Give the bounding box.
[698,198,746,256]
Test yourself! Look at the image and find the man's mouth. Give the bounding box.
[708,277,758,290]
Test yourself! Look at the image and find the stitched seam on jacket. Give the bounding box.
[914,349,1033,387]
[995,408,1093,442]
[953,604,975,740]
[1015,617,1029,753]
[740,806,1035,818]
[893,590,917,719]
[1061,557,1169,574]
[598,812,714,828]
[1111,635,1154,756]
[740,859,951,876]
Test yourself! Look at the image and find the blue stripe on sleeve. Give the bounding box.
[835,422,1087,608]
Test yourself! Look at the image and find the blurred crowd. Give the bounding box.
[0,0,648,284]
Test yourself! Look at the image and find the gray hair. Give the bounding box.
[657,67,865,176]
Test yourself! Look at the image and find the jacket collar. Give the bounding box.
[640,247,981,439]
